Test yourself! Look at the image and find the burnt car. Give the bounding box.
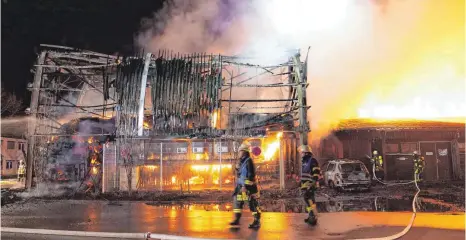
[323,159,371,191]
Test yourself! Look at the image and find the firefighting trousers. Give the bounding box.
[415,168,424,181]
[233,187,261,219]
[302,187,316,215]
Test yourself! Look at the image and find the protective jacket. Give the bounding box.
[414,156,425,171]
[236,156,256,186]
[301,154,320,183]
[18,165,25,175]
[371,155,384,171]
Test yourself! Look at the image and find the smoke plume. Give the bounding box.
[136,0,465,141]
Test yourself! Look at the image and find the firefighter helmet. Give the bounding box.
[413,150,418,155]
[237,142,251,152]
[373,150,378,155]
[298,145,312,153]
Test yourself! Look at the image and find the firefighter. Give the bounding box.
[17,160,26,183]
[298,145,320,226]
[371,150,384,181]
[229,142,261,229]
[413,151,425,182]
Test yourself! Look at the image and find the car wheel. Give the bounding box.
[328,181,335,189]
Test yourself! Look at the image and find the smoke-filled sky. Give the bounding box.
[137,0,465,138]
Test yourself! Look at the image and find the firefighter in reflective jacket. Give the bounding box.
[413,151,425,182]
[371,150,384,180]
[298,145,320,225]
[17,160,26,183]
[230,142,261,228]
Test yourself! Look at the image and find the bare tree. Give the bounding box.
[1,88,23,116]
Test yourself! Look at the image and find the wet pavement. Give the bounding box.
[2,200,464,239]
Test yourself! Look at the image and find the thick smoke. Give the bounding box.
[136,0,465,141]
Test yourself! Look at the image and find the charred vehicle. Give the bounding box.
[324,159,371,191]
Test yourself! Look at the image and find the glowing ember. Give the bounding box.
[147,153,156,160]
[191,164,232,172]
[192,153,209,161]
[90,155,97,165]
[263,132,283,161]
[145,165,158,170]
[92,167,98,175]
[143,121,150,129]
[210,110,220,129]
[188,176,204,185]
[171,175,176,184]
[87,137,94,144]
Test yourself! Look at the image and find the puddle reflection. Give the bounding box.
[146,196,461,213]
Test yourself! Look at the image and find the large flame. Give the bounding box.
[210,110,220,129]
[305,0,465,140]
[263,132,283,161]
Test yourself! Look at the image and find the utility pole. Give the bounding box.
[292,53,310,180]
[26,51,46,190]
[292,53,309,146]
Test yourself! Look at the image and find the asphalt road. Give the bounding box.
[1,200,464,239]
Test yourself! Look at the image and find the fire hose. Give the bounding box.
[1,228,239,240]
[372,163,415,186]
[350,166,421,240]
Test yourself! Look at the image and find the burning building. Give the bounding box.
[26,45,309,192]
[318,119,465,181]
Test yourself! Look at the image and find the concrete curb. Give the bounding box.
[1,227,235,240]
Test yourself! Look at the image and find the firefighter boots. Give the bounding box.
[229,213,241,227]
[248,213,261,229]
[304,211,318,226]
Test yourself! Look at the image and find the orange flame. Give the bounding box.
[189,164,233,185]
[87,137,94,144]
[263,132,283,161]
[147,153,156,160]
[171,175,176,184]
[210,110,220,129]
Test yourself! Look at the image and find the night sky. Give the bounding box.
[1,0,164,107]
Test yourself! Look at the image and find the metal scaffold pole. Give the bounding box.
[219,138,222,190]
[279,138,285,190]
[160,142,163,191]
[138,53,152,136]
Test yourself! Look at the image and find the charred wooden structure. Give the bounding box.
[318,119,466,181]
[26,45,310,190]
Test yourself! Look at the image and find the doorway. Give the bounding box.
[419,142,452,181]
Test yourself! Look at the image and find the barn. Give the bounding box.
[318,119,465,181]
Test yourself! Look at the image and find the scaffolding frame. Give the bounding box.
[26,44,310,190]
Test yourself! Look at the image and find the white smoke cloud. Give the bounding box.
[136,0,465,140]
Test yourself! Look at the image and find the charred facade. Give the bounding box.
[27,45,310,191]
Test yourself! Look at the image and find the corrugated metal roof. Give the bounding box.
[336,119,466,131]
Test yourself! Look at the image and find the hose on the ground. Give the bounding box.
[372,164,415,186]
[350,169,421,240]
[1,227,236,240]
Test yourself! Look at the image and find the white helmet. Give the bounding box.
[373,150,378,155]
[237,142,251,152]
